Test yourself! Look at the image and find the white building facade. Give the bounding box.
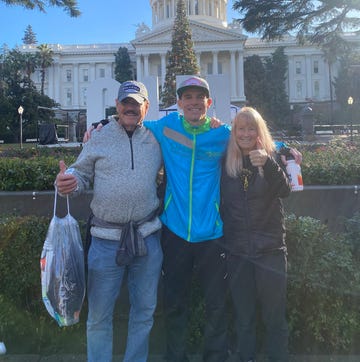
[22,0,340,115]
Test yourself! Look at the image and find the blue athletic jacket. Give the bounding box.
[144,113,231,242]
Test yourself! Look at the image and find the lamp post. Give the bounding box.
[18,105,24,149]
[347,96,353,142]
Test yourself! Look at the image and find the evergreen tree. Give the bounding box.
[244,54,267,112]
[244,48,289,129]
[22,25,37,45]
[114,47,133,83]
[264,47,289,128]
[160,0,199,107]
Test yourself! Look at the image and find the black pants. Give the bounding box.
[161,226,229,362]
[227,252,289,362]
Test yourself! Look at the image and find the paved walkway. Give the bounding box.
[1,355,359,362]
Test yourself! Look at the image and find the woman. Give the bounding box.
[220,107,291,362]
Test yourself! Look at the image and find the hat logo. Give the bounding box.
[184,78,201,86]
[123,84,141,93]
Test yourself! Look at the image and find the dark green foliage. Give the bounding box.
[1,214,359,353]
[114,47,133,83]
[0,147,79,191]
[244,48,290,129]
[160,0,199,107]
[3,0,81,17]
[0,49,58,143]
[299,139,360,185]
[232,0,360,45]
[286,214,360,352]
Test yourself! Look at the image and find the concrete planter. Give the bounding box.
[0,185,359,231]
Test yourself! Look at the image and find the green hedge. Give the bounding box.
[0,214,359,355]
[0,139,359,191]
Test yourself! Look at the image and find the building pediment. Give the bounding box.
[131,19,247,47]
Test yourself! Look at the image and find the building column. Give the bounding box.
[230,50,236,98]
[212,51,218,74]
[196,52,201,70]
[237,52,245,101]
[73,63,79,107]
[288,56,294,101]
[163,0,166,19]
[136,55,143,81]
[305,55,312,98]
[144,54,150,77]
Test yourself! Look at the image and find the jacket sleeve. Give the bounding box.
[263,156,291,198]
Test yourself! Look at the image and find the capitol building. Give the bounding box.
[20,0,354,122]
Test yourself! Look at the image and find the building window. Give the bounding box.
[65,88,72,106]
[65,69,72,82]
[314,80,320,98]
[296,80,303,98]
[295,61,302,75]
[313,60,319,74]
[157,64,161,76]
[166,4,170,18]
[99,68,105,78]
[218,62,223,74]
[207,62,213,75]
[82,69,89,82]
[195,0,199,15]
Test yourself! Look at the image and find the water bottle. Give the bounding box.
[286,159,304,192]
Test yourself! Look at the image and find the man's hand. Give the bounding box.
[82,123,104,143]
[280,148,302,166]
[55,160,78,194]
[210,117,223,129]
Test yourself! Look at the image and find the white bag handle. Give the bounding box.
[53,186,70,217]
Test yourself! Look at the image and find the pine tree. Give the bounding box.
[160,0,199,108]
[114,46,133,83]
[22,25,37,45]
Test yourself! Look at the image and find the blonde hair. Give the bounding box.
[225,107,275,177]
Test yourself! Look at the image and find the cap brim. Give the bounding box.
[119,94,146,104]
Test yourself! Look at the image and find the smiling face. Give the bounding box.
[234,116,258,155]
[177,87,212,126]
[116,97,149,131]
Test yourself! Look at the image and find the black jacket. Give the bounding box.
[220,155,291,256]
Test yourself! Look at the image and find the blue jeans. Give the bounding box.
[86,232,163,362]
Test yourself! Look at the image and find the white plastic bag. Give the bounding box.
[40,188,86,327]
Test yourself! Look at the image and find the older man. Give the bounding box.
[55,81,163,362]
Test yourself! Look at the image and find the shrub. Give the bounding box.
[286,214,360,353]
[295,139,360,185]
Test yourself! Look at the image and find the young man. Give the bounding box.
[144,76,231,362]
[55,81,163,362]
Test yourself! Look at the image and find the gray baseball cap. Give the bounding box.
[176,76,210,98]
[118,81,148,104]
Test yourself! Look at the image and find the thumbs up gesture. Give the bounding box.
[249,138,268,168]
[55,160,78,194]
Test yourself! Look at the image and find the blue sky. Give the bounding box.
[0,0,241,48]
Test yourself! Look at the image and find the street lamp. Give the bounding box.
[18,105,24,149]
[347,96,354,142]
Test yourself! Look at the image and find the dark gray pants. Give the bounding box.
[161,226,229,362]
[227,252,289,362]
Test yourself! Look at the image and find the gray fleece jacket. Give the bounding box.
[66,119,162,241]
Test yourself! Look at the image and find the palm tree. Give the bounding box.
[36,44,53,95]
[321,36,351,123]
